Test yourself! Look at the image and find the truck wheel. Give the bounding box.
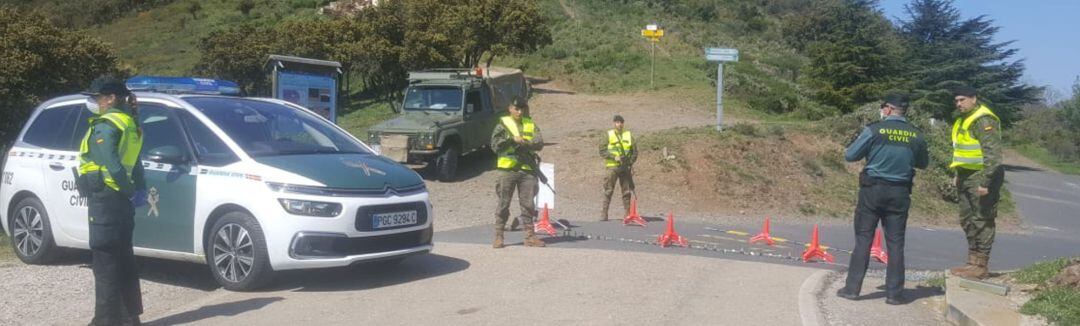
[435,145,459,182]
[9,197,60,264]
[207,211,274,291]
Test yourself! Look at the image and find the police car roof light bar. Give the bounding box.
[126,76,242,96]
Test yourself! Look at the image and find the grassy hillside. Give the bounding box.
[86,0,325,75]
[498,0,810,117]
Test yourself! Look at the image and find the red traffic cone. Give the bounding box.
[749,217,776,246]
[801,224,835,263]
[657,212,688,248]
[623,196,647,227]
[534,204,558,236]
[870,227,888,264]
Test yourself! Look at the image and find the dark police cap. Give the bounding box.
[952,85,978,98]
[82,76,130,97]
[512,97,529,109]
[882,94,909,110]
[613,115,624,122]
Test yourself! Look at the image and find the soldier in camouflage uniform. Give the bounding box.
[490,98,546,248]
[598,115,636,221]
[948,86,1004,279]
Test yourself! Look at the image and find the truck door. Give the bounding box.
[463,89,493,151]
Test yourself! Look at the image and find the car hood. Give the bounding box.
[370,113,460,133]
[253,153,423,190]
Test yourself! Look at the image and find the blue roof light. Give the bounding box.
[126,76,242,96]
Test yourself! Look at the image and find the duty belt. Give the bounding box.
[859,171,913,188]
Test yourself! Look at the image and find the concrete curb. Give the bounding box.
[798,269,833,326]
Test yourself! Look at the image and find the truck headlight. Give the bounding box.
[368,132,381,144]
[278,199,342,217]
[418,133,435,149]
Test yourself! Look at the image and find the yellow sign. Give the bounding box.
[641,29,664,41]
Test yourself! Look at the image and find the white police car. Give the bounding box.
[0,76,433,290]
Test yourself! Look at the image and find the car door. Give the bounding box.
[24,103,88,242]
[462,89,492,151]
[131,103,198,253]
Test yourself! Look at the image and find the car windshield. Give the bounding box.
[403,86,463,111]
[185,97,368,157]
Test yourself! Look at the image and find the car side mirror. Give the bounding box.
[466,104,475,114]
[144,146,187,165]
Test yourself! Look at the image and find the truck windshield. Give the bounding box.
[185,97,368,157]
[403,86,463,111]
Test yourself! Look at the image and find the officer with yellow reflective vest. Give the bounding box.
[77,76,147,326]
[598,115,636,221]
[489,98,545,249]
[948,86,1004,280]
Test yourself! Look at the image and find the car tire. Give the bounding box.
[435,144,459,182]
[207,211,274,291]
[9,197,60,264]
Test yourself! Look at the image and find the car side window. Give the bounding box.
[24,105,81,151]
[177,110,239,167]
[138,104,193,164]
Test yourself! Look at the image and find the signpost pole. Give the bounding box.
[650,41,656,87]
[704,47,737,132]
[716,63,723,131]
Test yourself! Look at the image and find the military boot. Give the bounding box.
[493,225,505,249]
[969,252,990,279]
[523,227,545,247]
[949,251,979,277]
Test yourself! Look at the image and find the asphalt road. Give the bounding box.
[1001,164,1080,240]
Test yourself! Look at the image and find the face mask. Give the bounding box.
[85,98,100,114]
[879,108,887,120]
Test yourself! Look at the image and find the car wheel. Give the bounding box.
[10,197,60,264]
[435,144,459,182]
[207,211,274,291]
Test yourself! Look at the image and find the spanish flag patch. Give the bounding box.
[95,138,104,144]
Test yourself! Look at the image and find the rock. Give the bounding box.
[1049,261,1080,290]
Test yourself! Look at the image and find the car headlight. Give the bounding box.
[278,199,342,217]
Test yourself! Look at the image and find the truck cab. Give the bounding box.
[367,67,529,181]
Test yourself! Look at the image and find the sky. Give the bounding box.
[878,0,1080,101]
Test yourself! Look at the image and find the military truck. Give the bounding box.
[367,67,530,181]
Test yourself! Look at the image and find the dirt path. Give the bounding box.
[426,82,715,231]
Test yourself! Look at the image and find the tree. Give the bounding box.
[0,7,123,146]
[193,24,274,94]
[899,0,1042,125]
[782,0,906,113]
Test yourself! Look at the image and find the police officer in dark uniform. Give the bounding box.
[78,76,147,325]
[836,94,929,305]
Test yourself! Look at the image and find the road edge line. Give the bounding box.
[798,269,832,326]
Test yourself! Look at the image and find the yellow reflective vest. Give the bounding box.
[605,129,633,168]
[950,105,999,171]
[496,116,535,171]
[79,111,143,192]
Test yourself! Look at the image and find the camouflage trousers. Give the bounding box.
[495,169,538,230]
[602,167,635,219]
[957,167,1005,255]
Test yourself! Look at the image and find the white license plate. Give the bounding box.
[373,211,418,229]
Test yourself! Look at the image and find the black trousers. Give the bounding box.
[88,188,143,324]
[843,183,910,297]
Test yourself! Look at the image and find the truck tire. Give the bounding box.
[207,211,274,291]
[9,197,60,264]
[435,145,459,182]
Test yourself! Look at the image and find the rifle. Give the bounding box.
[513,143,556,195]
